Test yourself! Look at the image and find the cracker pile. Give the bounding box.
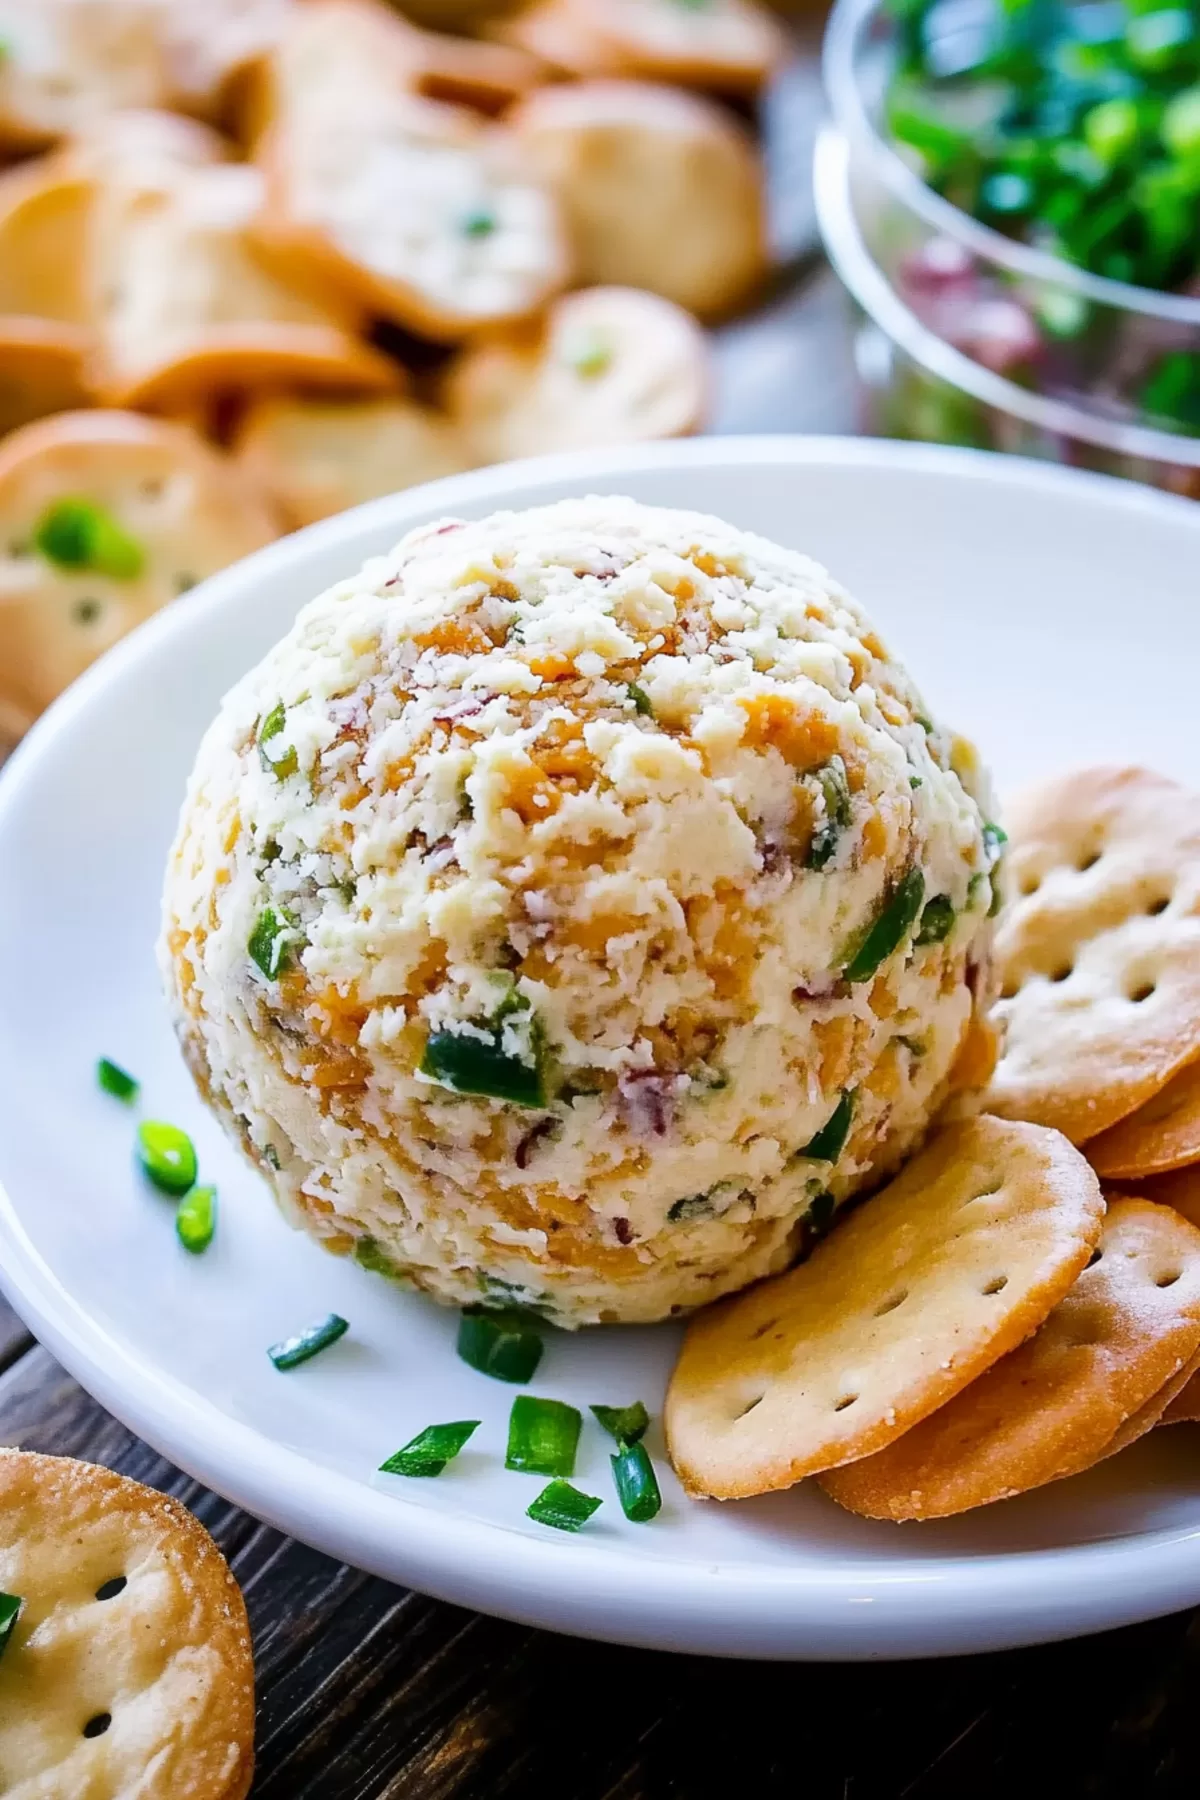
[667,766,1200,1521]
[0,0,784,744]
[0,1449,254,1798]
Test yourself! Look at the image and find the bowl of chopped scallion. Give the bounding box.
[817,0,1200,496]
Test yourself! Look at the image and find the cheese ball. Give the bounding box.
[161,497,1001,1326]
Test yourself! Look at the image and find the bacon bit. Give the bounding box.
[613,1217,634,1246]
[515,1117,556,1170]
[616,1070,686,1139]
[434,521,463,535]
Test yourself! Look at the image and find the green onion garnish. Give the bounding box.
[526,1479,602,1532]
[806,1189,836,1238]
[915,894,956,946]
[627,682,653,716]
[505,1395,581,1477]
[175,1185,216,1254]
[982,821,1007,867]
[806,756,852,871]
[97,1058,138,1103]
[420,1025,546,1108]
[379,1420,479,1477]
[354,1235,405,1280]
[136,1120,198,1196]
[248,906,304,980]
[258,701,298,780]
[798,1088,855,1163]
[0,1593,21,1662]
[611,1440,662,1523]
[590,1401,650,1446]
[457,1305,544,1383]
[842,868,926,982]
[33,497,145,579]
[268,1313,348,1369]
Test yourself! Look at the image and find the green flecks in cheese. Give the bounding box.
[160,496,998,1327]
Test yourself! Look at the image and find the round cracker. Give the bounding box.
[0,410,279,730]
[233,393,472,527]
[985,767,1200,1144]
[0,322,91,438]
[487,0,624,79]
[566,0,785,95]
[86,160,398,409]
[0,1450,253,1799]
[0,158,94,326]
[1087,1057,1200,1181]
[509,79,767,320]
[819,1198,1200,1520]
[444,284,709,463]
[663,1116,1105,1501]
[0,0,170,153]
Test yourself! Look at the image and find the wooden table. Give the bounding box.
[5,55,1200,1800]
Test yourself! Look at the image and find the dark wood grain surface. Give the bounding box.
[4,46,1200,1800]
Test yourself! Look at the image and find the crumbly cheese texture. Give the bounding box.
[161,497,1001,1325]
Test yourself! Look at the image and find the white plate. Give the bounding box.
[3,438,1200,1662]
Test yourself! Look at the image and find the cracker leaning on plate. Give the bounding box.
[0,410,279,735]
[1087,1059,1200,1182]
[664,1116,1104,1500]
[819,1198,1200,1519]
[0,1449,254,1799]
[445,284,709,463]
[985,767,1200,1144]
[510,80,767,320]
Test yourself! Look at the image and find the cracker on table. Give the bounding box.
[510,78,767,321]
[819,1198,1200,1520]
[487,0,623,80]
[0,409,279,731]
[664,1116,1105,1501]
[566,0,786,97]
[0,1449,254,1799]
[1087,1058,1200,1182]
[233,393,471,529]
[445,284,709,464]
[985,767,1200,1144]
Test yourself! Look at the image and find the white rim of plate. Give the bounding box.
[3,436,1200,1662]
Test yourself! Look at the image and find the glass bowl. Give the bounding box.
[816,0,1200,496]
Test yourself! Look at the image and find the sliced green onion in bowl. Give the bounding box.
[611,1440,662,1524]
[0,1593,21,1661]
[505,1395,581,1477]
[175,1185,216,1254]
[268,1313,349,1370]
[526,1479,602,1532]
[97,1058,139,1103]
[136,1121,197,1196]
[457,1305,544,1383]
[379,1420,480,1477]
[590,1401,650,1446]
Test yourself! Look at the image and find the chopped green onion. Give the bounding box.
[590,1401,650,1446]
[627,682,653,715]
[0,1593,21,1662]
[915,893,956,946]
[457,1305,544,1383]
[258,701,298,780]
[354,1235,406,1280]
[842,869,926,982]
[526,1479,602,1532]
[421,1024,546,1108]
[806,1189,836,1239]
[268,1313,349,1370]
[982,821,1008,867]
[505,1394,581,1477]
[33,497,144,579]
[175,1185,216,1254]
[461,205,497,237]
[806,755,852,871]
[97,1058,138,1102]
[611,1440,662,1523]
[136,1120,198,1196]
[798,1088,855,1163]
[248,906,304,980]
[380,1420,479,1477]
[563,327,612,377]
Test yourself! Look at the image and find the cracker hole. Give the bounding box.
[1019,872,1041,896]
[833,1393,859,1413]
[1076,850,1102,872]
[95,1576,126,1602]
[1156,1269,1182,1289]
[749,1318,779,1342]
[736,1396,764,1420]
[1129,981,1157,1004]
[982,1275,1009,1296]
[874,1289,908,1317]
[1086,1248,1103,1268]
[967,1188,1001,1207]
[83,1714,111,1740]
[1147,895,1171,917]
[1049,964,1073,984]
